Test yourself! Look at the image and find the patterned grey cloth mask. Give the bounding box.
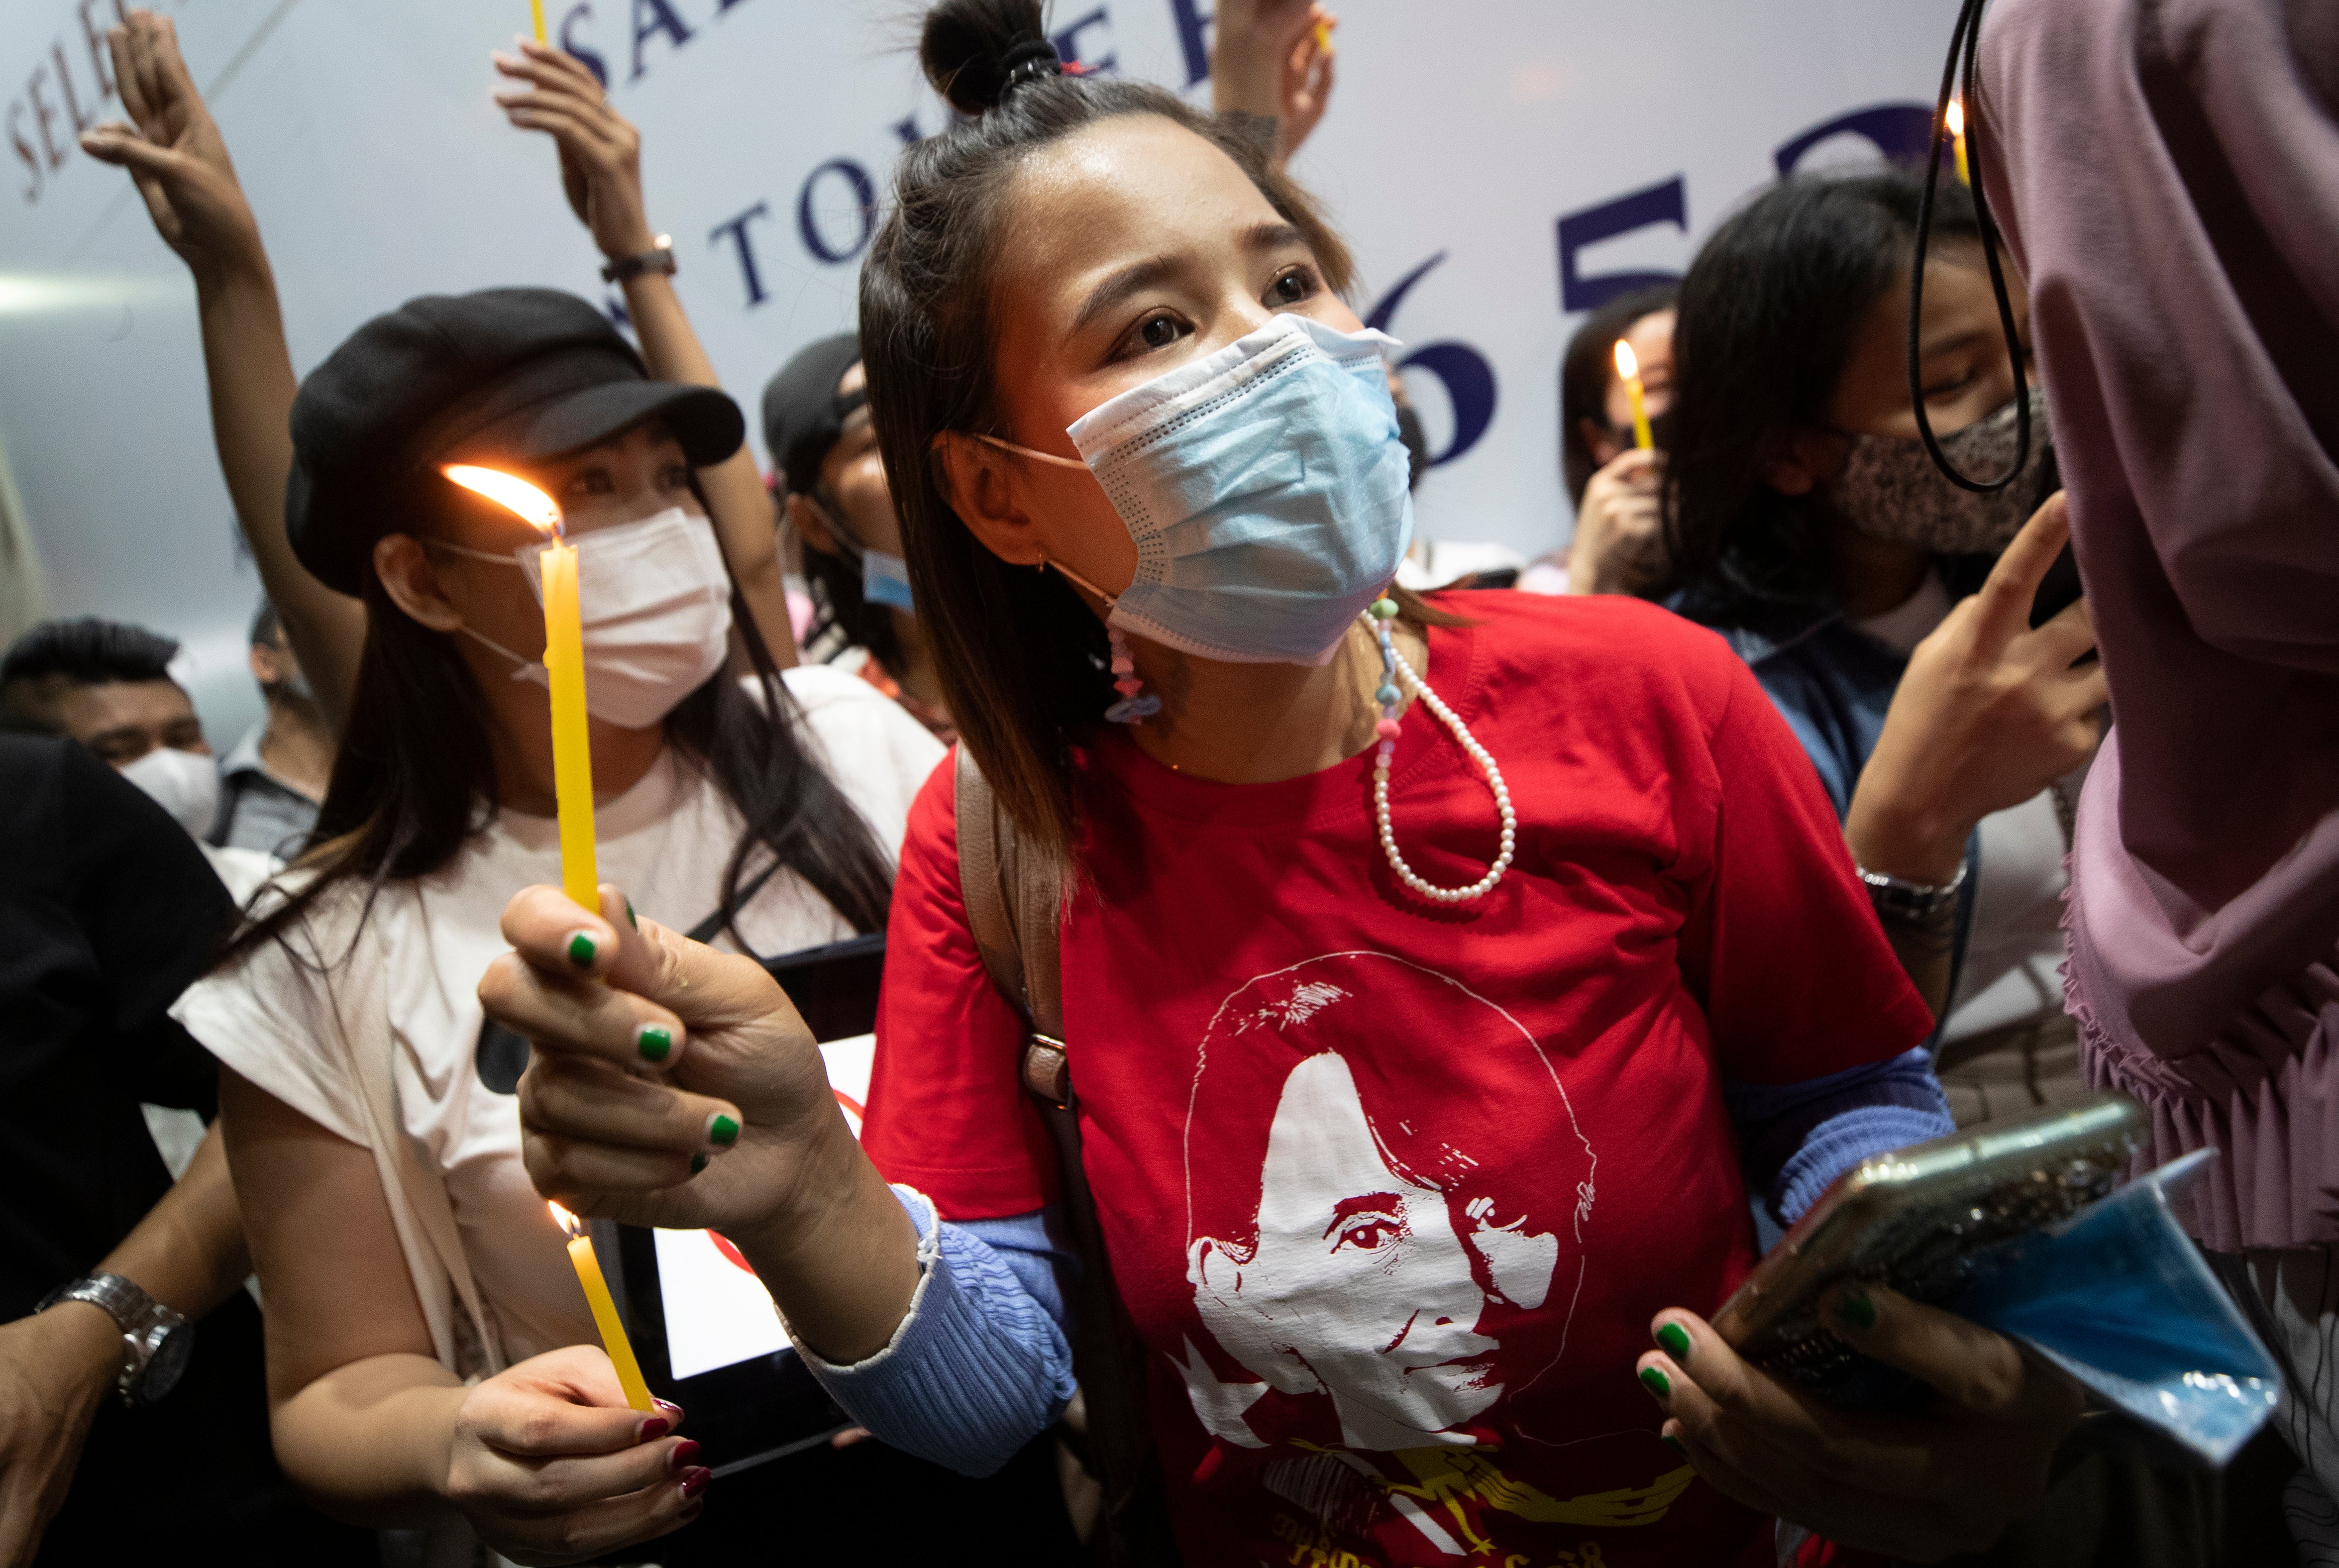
[1829,386,2051,554]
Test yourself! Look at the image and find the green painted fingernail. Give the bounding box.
[690,1153,708,1175]
[1656,1321,1691,1361]
[625,898,638,929]
[708,1113,739,1147]
[1638,1365,1671,1400]
[636,1025,673,1063]
[1838,1289,1877,1331]
[567,931,597,968]
[1661,1432,1686,1455]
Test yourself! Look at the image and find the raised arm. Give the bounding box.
[1210,0,1337,165]
[1845,496,2104,1015]
[494,40,797,666]
[80,11,366,730]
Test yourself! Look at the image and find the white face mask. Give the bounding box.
[440,507,735,729]
[120,745,221,840]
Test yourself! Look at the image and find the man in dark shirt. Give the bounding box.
[0,733,363,1563]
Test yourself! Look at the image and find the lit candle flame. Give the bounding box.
[1613,339,1640,381]
[443,464,564,538]
[1944,99,1965,138]
[547,1199,585,1238]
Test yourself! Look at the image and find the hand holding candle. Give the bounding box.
[1613,339,1656,452]
[442,464,599,911]
[551,1201,656,1412]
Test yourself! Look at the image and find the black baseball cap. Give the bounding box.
[286,287,745,595]
[761,332,864,500]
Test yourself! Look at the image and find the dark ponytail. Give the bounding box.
[865,0,1446,873]
[919,0,1054,113]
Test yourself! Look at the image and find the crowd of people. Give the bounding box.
[0,0,2330,1564]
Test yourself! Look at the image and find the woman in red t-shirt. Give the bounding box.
[484,2,2086,1562]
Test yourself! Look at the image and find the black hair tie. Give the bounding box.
[999,36,1062,97]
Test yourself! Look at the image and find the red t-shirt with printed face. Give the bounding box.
[865,592,1932,1568]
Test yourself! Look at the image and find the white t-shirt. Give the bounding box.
[1850,572,2087,1044]
[174,666,945,1363]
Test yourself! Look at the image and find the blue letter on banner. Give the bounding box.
[709,201,774,306]
[1554,177,1686,314]
[796,159,877,265]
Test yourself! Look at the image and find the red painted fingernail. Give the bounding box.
[636,1416,670,1442]
[655,1398,683,1417]
[668,1439,701,1472]
[680,1466,712,1500]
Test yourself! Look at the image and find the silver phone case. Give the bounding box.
[1713,1093,2146,1394]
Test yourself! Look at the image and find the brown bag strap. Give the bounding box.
[951,747,1176,1566]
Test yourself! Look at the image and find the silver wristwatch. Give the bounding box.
[1856,858,1969,922]
[35,1273,195,1407]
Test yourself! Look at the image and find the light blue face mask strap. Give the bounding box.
[800,491,865,561]
[1041,555,1117,608]
[973,432,1089,470]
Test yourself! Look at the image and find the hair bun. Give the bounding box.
[921,0,1051,114]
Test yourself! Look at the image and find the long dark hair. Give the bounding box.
[1662,168,1979,631]
[224,467,894,967]
[861,0,1449,869]
[1559,284,1677,507]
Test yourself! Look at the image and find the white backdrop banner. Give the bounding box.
[1,0,1957,741]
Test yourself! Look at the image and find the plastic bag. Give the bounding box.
[1950,1148,2279,1463]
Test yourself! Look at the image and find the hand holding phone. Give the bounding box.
[1636,1284,2085,1560]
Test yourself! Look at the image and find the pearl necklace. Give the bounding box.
[1364,597,1515,902]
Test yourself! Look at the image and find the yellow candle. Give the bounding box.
[538,539,599,909]
[552,1203,654,1411]
[1613,339,1654,452]
[1946,99,1970,187]
[529,0,548,43]
[442,465,597,911]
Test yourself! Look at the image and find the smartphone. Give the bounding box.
[2028,543,2083,629]
[1713,1094,2145,1404]
[2024,445,2083,629]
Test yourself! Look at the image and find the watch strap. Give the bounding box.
[37,1273,186,1404]
[600,235,676,283]
[1857,859,1968,922]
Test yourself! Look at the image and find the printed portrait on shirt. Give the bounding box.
[1170,951,1599,1456]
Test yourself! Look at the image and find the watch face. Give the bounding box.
[136,1321,195,1404]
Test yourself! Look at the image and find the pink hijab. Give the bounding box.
[1980,0,2339,1250]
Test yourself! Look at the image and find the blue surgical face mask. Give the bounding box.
[861,548,915,612]
[988,313,1415,666]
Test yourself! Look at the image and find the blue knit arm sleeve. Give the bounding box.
[789,1187,1075,1477]
[1725,1048,1955,1225]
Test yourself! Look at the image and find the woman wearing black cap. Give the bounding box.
[479,3,2085,1565]
[157,275,944,1554]
[78,27,957,1559]
[767,336,957,741]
